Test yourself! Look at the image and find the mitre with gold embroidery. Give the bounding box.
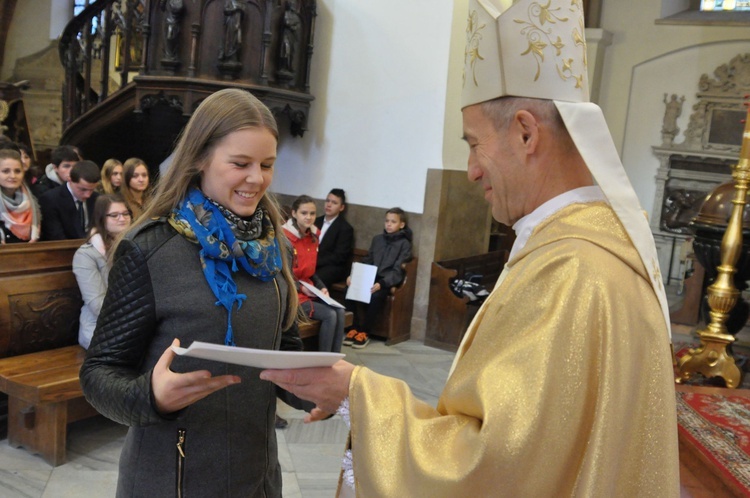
[459,0,672,339]
[462,0,588,107]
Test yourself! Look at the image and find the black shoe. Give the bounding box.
[275,415,288,429]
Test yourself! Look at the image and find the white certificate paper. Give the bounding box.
[300,280,345,309]
[172,341,344,369]
[345,262,378,304]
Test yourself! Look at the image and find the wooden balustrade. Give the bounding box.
[58,0,317,165]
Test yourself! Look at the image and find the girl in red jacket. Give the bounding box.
[283,195,346,352]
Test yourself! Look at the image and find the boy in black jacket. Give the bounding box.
[344,207,412,348]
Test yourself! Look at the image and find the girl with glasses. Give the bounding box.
[72,194,131,348]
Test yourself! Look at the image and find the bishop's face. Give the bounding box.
[462,104,527,226]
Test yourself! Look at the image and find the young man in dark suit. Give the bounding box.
[314,188,354,288]
[39,160,100,240]
[31,145,80,198]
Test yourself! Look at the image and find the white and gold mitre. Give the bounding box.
[459,0,673,340]
[461,0,589,108]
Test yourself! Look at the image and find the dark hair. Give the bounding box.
[291,194,316,212]
[328,188,346,206]
[0,138,20,153]
[290,195,317,237]
[16,142,31,156]
[15,143,42,182]
[51,145,80,166]
[91,194,129,250]
[70,160,101,184]
[386,207,407,226]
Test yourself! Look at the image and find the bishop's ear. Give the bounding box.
[513,110,540,154]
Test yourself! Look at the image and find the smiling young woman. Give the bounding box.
[79,88,309,497]
[0,148,41,244]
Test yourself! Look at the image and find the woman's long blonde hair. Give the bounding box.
[114,88,298,328]
[99,158,122,194]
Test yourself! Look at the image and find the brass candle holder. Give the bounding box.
[677,99,749,388]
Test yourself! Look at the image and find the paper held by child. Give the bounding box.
[300,280,345,308]
[172,341,344,369]
[346,262,378,303]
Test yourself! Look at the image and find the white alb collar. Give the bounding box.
[509,186,607,263]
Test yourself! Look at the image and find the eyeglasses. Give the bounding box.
[106,212,132,219]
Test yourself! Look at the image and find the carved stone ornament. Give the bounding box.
[661,93,685,147]
[651,53,750,283]
[679,53,750,153]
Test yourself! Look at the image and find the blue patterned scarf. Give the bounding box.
[169,188,282,345]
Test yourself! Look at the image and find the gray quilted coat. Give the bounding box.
[80,219,310,497]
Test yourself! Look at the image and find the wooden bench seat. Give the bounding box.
[298,311,353,351]
[0,240,99,466]
[0,345,96,466]
[328,248,417,345]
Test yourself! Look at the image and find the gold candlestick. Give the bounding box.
[677,99,749,388]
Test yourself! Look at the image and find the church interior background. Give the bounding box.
[1,0,750,496]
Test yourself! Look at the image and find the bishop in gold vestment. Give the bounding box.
[260,1,680,496]
[346,202,679,497]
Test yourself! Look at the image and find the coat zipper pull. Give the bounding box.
[177,429,186,458]
[176,428,187,497]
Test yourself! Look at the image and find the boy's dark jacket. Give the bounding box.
[363,226,413,289]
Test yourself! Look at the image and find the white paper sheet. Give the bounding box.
[345,262,378,304]
[172,341,344,369]
[300,281,345,308]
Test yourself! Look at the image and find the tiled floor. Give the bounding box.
[0,340,454,498]
[0,311,744,497]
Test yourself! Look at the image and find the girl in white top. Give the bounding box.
[73,194,131,348]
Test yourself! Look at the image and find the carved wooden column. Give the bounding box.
[188,22,199,78]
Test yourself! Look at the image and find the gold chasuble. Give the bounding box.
[347,203,679,497]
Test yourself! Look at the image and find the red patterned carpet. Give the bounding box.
[676,385,750,497]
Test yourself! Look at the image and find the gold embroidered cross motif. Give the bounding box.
[514,0,586,87]
[464,10,486,87]
[651,259,663,290]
